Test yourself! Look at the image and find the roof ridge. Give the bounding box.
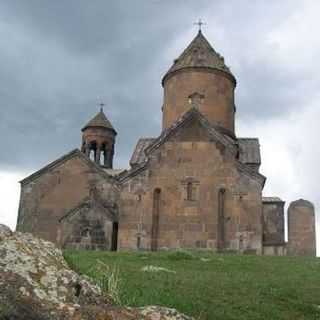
[59,195,116,223]
[130,137,156,167]
[20,149,120,188]
[118,162,148,184]
[144,107,237,156]
[20,149,80,185]
[126,107,265,186]
[262,197,284,202]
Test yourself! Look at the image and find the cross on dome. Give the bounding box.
[99,102,105,112]
[194,19,206,32]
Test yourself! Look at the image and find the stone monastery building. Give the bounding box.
[17,30,316,256]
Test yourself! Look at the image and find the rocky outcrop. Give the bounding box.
[0,225,192,320]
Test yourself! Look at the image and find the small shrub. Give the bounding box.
[167,250,195,261]
[94,260,122,305]
[136,252,150,259]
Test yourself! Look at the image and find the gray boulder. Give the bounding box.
[0,227,192,320]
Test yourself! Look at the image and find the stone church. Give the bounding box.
[17,30,316,256]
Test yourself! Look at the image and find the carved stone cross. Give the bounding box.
[188,92,205,109]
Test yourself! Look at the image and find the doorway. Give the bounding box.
[111,222,118,251]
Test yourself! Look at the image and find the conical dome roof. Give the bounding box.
[162,30,235,85]
[82,109,116,133]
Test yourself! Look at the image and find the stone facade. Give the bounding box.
[262,197,286,256]
[59,198,118,251]
[16,30,316,255]
[17,150,119,248]
[162,69,235,133]
[119,112,264,253]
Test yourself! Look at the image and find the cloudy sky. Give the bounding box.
[0,0,319,253]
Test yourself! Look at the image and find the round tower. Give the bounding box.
[162,30,236,136]
[81,108,117,168]
[287,199,316,256]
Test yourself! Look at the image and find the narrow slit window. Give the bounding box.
[187,182,193,201]
[151,188,161,251]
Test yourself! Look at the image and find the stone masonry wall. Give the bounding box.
[17,154,119,247]
[59,202,114,250]
[262,200,285,246]
[162,69,235,133]
[119,119,263,253]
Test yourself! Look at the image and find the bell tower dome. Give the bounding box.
[162,30,237,136]
[81,108,117,168]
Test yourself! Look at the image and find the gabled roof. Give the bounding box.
[262,197,284,203]
[163,30,235,85]
[123,107,266,186]
[238,138,261,165]
[20,149,119,187]
[82,109,116,133]
[59,196,116,223]
[144,107,238,157]
[130,138,156,167]
[58,197,90,222]
[117,161,148,184]
[129,129,262,168]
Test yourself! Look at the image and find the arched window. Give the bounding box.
[151,188,161,251]
[182,178,199,202]
[217,188,226,250]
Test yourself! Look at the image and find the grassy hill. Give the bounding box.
[64,250,320,320]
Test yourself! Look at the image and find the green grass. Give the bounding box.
[63,250,320,320]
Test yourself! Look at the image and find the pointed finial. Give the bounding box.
[99,102,105,112]
[194,19,206,32]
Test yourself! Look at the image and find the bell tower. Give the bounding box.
[81,107,117,168]
[162,29,237,137]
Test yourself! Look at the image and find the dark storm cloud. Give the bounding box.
[0,0,205,171]
[0,0,311,171]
